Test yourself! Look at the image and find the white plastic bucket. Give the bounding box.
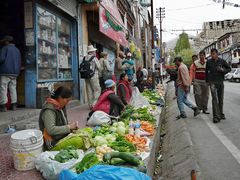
[10,129,43,171]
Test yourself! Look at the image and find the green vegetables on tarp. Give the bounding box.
[110,136,136,152]
[120,106,155,124]
[51,128,93,151]
[142,89,162,104]
[93,124,111,137]
[53,146,79,163]
[75,152,99,173]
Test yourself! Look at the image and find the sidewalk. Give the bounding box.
[0,104,90,180]
[157,83,201,180]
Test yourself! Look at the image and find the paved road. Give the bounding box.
[183,81,240,180]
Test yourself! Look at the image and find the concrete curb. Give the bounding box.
[160,84,202,180]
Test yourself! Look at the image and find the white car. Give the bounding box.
[232,68,240,83]
[225,68,237,81]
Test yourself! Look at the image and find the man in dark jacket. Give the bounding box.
[0,36,21,112]
[206,48,231,123]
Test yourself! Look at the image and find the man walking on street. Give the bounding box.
[206,48,231,123]
[0,36,21,112]
[190,51,210,114]
[174,57,200,119]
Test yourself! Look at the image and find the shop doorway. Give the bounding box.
[0,0,25,106]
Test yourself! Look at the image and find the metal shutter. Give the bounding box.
[48,0,77,17]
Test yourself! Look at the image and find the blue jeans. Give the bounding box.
[177,87,195,116]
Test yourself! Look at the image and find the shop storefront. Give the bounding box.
[24,0,79,108]
[0,0,25,106]
[83,0,128,74]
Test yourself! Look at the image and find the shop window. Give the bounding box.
[209,22,213,29]
[221,21,224,29]
[226,39,230,46]
[37,6,72,81]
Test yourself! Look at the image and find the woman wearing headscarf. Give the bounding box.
[92,79,125,116]
[117,73,133,105]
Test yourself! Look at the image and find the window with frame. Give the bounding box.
[36,6,72,81]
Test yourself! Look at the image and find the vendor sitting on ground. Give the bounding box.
[39,86,79,150]
[92,79,125,117]
[117,73,133,105]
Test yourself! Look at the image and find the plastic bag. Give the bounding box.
[59,165,151,180]
[87,111,110,126]
[35,150,84,180]
[130,87,151,109]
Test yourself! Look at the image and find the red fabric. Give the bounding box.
[195,69,206,80]
[46,98,62,110]
[93,89,115,114]
[112,75,116,82]
[6,90,11,110]
[195,61,206,80]
[117,80,132,103]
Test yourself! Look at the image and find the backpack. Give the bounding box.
[79,56,95,79]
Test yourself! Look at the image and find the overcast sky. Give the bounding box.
[153,0,240,42]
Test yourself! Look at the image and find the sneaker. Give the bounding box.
[203,110,210,114]
[213,117,220,123]
[193,107,200,117]
[221,114,226,120]
[0,104,7,112]
[176,114,187,120]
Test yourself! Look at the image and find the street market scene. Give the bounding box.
[0,0,240,180]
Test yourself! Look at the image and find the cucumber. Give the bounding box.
[103,152,140,166]
[110,158,126,165]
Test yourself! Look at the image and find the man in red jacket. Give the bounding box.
[190,51,210,114]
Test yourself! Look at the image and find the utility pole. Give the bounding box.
[156,7,165,84]
[151,0,155,89]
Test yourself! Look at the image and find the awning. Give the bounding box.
[99,0,128,47]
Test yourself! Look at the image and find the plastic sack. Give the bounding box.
[59,165,151,180]
[35,150,84,180]
[130,87,151,109]
[87,111,110,126]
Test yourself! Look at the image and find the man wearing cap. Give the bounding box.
[92,79,125,116]
[122,52,135,81]
[84,45,101,108]
[0,36,21,112]
[174,57,200,119]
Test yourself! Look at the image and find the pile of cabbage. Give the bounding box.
[93,122,128,147]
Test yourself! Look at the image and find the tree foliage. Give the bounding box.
[177,48,195,67]
[174,32,191,54]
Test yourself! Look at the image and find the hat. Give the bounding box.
[127,52,132,57]
[104,79,115,88]
[0,35,14,42]
[87,45,97,53]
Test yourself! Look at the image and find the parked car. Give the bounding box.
[232,68,240,83]
[225,68,236,81]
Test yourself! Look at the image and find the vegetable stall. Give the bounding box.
[35,85,166,179]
